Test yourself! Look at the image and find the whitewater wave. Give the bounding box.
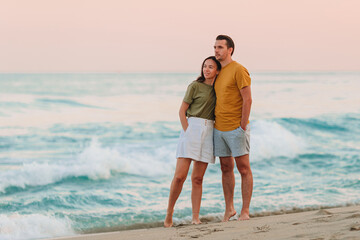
[0,120,308,192]
[0,139,175,192]
[250,120,307,161]
[0,213,74,240]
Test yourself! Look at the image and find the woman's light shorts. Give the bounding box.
[176,117,215,164]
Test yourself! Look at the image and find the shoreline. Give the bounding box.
[50,205,360,240]
[76,203,360,234]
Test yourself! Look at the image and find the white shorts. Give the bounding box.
[176,117,215,164]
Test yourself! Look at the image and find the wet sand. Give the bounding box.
[51,205,360,240]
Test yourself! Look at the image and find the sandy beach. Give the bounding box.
[51,205,360,240]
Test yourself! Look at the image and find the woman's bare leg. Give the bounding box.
[164,158,192,227]
[191,160,208,224]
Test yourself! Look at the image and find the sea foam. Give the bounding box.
[0,138,175,192]
[0,120,306,192]
[250,120,307,161]
[0,213,74,240]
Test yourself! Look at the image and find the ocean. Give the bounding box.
[0,72,359,239]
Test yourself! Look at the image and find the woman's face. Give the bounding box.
[202,59,218,80]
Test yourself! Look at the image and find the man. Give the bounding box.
[213,35,253,221]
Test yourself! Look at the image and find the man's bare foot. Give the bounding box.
[222,210,237,222]
[164,213,173,227]
[238,210,250,221]
[192,219,202,225]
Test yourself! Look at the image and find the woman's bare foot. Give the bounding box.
[191,218,202,225]
[164,212,173,227]
[222,210,237,222]
[238,210,250,221]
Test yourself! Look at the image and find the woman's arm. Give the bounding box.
[179,101,190,131]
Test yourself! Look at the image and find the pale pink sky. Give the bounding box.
[1,0,359,72]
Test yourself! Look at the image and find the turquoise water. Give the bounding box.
[0,72,359,239]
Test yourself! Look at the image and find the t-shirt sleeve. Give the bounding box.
[236,66,251,90]
[183,82,196,104]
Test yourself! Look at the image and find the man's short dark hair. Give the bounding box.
[216,35,235,56]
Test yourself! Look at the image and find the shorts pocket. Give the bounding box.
[180,127,187,138]
[184,125,191,135]
[238,126,245,133]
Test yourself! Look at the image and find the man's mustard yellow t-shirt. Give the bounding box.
[214,61,251,131]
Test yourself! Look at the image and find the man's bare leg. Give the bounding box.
[220,156,236,221]
[234,154,253,220]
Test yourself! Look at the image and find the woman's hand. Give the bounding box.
[179,101,190,131]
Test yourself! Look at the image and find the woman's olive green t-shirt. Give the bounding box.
[183,81,215,120]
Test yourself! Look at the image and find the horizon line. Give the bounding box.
[1,70,360,74]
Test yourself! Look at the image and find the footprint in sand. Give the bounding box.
[190,234,202,238]
[197,227,224,235]
[313,209,334,223]
[346,213,360,219]
[195,227,209,232]
[315,209,333,216]
[350,223,360,231]
[254,224,270,233]
[194,227,212,236]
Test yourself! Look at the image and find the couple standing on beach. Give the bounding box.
[164,35,253,227]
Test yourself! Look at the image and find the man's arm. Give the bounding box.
[240,86,252,130]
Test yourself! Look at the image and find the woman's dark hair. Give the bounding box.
[196,56,221,83]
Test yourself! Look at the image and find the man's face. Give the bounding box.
[214,40,231,61]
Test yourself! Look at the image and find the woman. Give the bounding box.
[164,56,221,227]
